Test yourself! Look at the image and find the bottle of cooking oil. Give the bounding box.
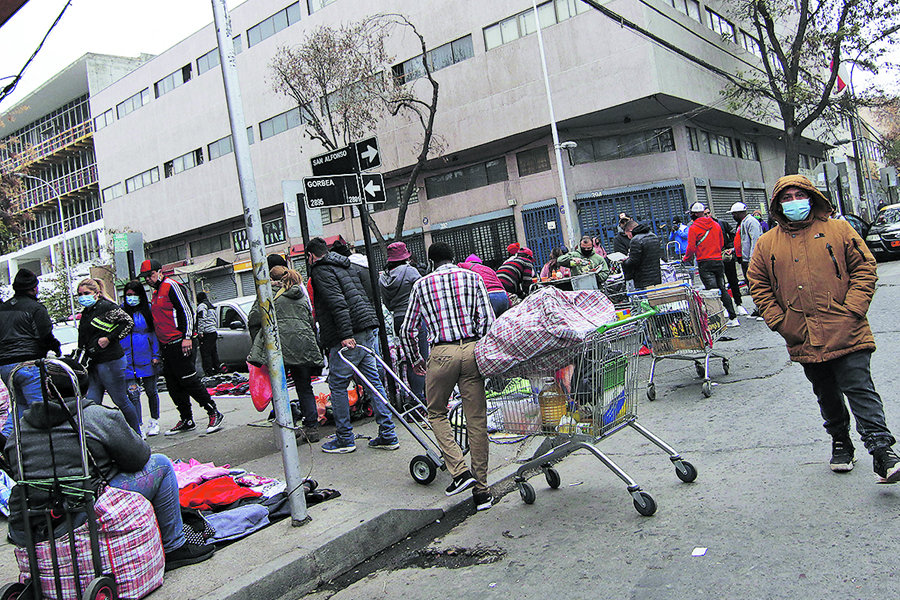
[538,377,567,432]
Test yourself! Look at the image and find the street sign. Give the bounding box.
[355,136,381,171]
[310,145,358,177]
[303,175,363,209]
[361,173,386,204]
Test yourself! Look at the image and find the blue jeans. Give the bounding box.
[109,454,185,552]
[327,329,396,445]
[126,375,160,425]
[87,356,140,434]
[0,363,42,438]
[489,291,509,317]
[802,350,895,453]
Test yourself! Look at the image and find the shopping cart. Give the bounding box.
[338,346,467,486]
[489,308,696,516]
[1,358,117,600]
[634,282,730,399]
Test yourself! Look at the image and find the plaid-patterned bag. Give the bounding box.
[475,287,616,377]
[15,486,165,600]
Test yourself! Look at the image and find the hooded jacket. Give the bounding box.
[622,224,662,289]
[496,249,535,298]
[379,263,422,319]
[0,293,60,366]
[247,283,324,369]
[683,216,724,262]
[747,175,877,363]
[310,252,379,349]
[77,297,134,365]
[457,255,505,293]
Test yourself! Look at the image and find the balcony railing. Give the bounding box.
[1,120,94,171]
[15,163,99,211]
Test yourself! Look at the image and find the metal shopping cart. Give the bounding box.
[489,308,696,516]
[338,346,467,485]
[635,282,730,399]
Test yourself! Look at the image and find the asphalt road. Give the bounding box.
[298,259,900,600]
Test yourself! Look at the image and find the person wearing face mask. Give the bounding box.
[121,280,162,437]
[76,278,138,433]
[748,175,900,483]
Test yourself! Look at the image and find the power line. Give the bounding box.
[0,0,73,106]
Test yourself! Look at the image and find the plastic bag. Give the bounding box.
[248,363,273,411]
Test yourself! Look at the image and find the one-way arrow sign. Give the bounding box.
[355,136,381,171]
[361,173,386,204]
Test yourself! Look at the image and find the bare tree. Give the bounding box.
[720,0,899,173]
[269,14,440,251]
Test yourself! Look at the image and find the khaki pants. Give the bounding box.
[425,340,489,492]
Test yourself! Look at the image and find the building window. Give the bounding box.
[371,185,419,213]
[484,0,589,51]
[392,35,475,84]
[739,30,762,57]
[572,128,675,164]
[687,127,741,158]
[737,139,759,161]
[93,109,113,131]
[208,135,234,160]
[246,126,255,145]
[321,207,344,225]
[150,245,184,265]
[101,182,123,202]
[154,65,192,98]
[799,154,823,170]
[125,167,160,193]
[516,146,552,176]
[706,8,735,39]
[164,148,203,177]
[232,217,285,252]
[259,107,303,140]
[671,0,701,22]
[190,232,231,257]
[197,48,220,75]
[234,34,243,55]
[424,158,509,199]
[308,0,338,13]
[247,2,301,47]
[116,88,150,119]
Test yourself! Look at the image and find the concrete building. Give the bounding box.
[0,53,151,287]
[84,0,831,300]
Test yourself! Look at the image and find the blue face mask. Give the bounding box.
[78,294,97,308]
[125,295,140,307]
[782,199,811,222]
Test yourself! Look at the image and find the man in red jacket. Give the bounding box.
[683,203,739,326]
[139,259,224,436]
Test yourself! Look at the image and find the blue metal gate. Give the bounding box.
[523,203,564,269]
[575,184,688,250]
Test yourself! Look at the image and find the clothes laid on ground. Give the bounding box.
[172,458,232,488]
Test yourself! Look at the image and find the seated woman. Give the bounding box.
[539,247,572,280]
[5,359,214,571]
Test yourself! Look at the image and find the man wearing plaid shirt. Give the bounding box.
[401,242,496,511]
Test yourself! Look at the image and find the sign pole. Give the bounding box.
[211,0,308,525]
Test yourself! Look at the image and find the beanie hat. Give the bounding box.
[507,243,520,254]
[464,254,482,264]
[12,268,38,292]
[331,240,352,257]
[266,254,288,269]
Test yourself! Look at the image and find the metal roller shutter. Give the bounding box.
[710,187,743,219]
[743,189,769,217]
[696,186,708,207]
[198,272,238,302]
[239,272,255,297]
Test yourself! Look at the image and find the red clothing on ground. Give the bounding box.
[179,477,262,511]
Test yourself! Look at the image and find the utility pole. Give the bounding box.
[211,0,308,525]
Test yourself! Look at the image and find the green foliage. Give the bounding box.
[40,256,75,323]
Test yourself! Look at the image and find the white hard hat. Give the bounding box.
[729,202,747,213]
[690,202,706,213]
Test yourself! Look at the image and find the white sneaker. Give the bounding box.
[141,428,147,440]
[736,306,749,316]
[146,419,160,436]
[727,318,740,327]
[756,316,766,321]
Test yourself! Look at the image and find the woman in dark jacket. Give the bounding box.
[248,265,324,443]
[76,278,137,433]
[121,280,161,437]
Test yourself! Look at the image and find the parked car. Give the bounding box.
[214,296,256,372]
[865,205,900,260]
[842,213,871,239]
[52,322,79,357]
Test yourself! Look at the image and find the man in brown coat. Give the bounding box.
[748,175,900,483]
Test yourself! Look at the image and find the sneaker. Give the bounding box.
[873,446,900,483]
[445,470,476,496]
[206,411,225,434]
[146,419,160,436]
[368,435,400,450]
[321,439,356,454]
[750,309,761,317]
[736,305,749,316]
[830,438,856,472]
[302,426,320,443]
[164,419,195,436]
[140,428,147,440]
[473,489,493,511]
[165,542,215,571]
[726,318,740,327]
[757,316,766,322]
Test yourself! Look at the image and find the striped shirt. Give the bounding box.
[400,264,495,364]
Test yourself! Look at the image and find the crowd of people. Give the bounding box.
[1,172,898,580]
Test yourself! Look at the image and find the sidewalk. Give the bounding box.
[0,391,532,600]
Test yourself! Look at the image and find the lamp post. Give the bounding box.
[14,173,76,322]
